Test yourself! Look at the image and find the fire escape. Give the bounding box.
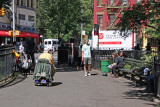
[106,0,130,29]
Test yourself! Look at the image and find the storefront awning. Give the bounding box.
[20,32,39,38]
[0,30,10,37]
[0,30,39,38]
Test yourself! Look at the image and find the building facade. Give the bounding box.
[94,0,138,30]
[94,0,160,51]
[0,0,38,44]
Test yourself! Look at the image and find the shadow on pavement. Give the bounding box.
[56,65,78,72]
[51,82,63,87]
[0,73,26,89]
[123,85,155,102]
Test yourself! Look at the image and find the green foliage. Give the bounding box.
[156,104,160,107]
[140,54,155,69]
[0,0,8,8]
[36,0,82,41]
[118,1,160,38]
[36,0,94,41]
[141,54,154,63]
[124,64,131,69]
[82,0,94,37]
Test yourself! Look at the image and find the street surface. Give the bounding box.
[0,52,157,107]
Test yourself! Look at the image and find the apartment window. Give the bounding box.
[31,0,33,8]
[28,16,34,21]
[97,15,103,28]
[97,0,103,6]
[136,0,141,4]
[19,14,25,20]
[17,0,19,5]
[21,0,23,6]
[109,0,115,6]
[150,0,156,3]
[27,0,30,7]
[109,14,115,27]
[122,0,128,6]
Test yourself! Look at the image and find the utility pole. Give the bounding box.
[80,0,83,44]
[12,0,15,42]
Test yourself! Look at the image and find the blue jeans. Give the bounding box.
[145,75,154,92]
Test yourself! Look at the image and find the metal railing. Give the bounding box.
[154,55,160,97]
[91,49,159,69]
[0,46,15,82]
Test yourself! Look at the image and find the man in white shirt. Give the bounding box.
[19,42,25,58]
[82,39,91,77]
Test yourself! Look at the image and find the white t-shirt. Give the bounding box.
[19,45,24,53]
[82,44,91,58]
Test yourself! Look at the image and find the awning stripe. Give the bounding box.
[0,30,39,38]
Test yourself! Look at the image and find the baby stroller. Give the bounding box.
[18,54,32,75]
[33,58,53,86]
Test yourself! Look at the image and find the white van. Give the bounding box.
[44,39,59,51]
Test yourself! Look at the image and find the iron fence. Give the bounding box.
[154,55,160,97]
[0,46,14,82]
[91,49,159,69]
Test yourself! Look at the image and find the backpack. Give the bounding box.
[33,59,52,80]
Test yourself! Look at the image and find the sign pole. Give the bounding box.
[12,0,16,42]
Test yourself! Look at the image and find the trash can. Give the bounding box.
[101,59,109,76]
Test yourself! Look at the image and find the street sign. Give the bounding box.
[82,30,85,35]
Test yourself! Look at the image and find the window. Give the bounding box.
[122,0,128,6]
[21,0,23,6]
[28,16,34,21]
[48,41,51,45]
[27,0,30,7]
[53,41,56,44]
[97,15,103,28]
[109,0,115,6]
[150,0,156,3]
[136,0,141,4]
[19,14,25,20]
[31,0,33,8]
[17,0,19,5]
[109,14,115,27]
[45,41,47,45]
[97,0,103,6]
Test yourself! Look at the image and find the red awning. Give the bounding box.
[0,30,10,37]
[20,32,39,38]
[0,30,39,38]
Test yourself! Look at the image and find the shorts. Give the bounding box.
[83,57,91,64]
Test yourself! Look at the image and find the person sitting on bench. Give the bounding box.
[109,52,125,78]
[144,68,154,92]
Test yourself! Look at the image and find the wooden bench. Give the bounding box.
[117,58,153,86]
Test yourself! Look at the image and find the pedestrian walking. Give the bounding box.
[52,45,55,55]
[19,42,25,59]
[82,39,91,77]
[26,37,36,68]
[77,45,83,70]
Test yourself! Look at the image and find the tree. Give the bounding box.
[81,0,94,37]
[0,0,10,8]
[36,0,82,42]
[117,1,160,38]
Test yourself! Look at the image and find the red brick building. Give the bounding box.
[94,0,160,51]
[94,0,138,30]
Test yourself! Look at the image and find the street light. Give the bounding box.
[12,0,16,42]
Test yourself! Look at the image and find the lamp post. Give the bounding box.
[12,0,15,42]
[80,0,84,44]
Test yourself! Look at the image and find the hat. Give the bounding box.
[144,68,150,76]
